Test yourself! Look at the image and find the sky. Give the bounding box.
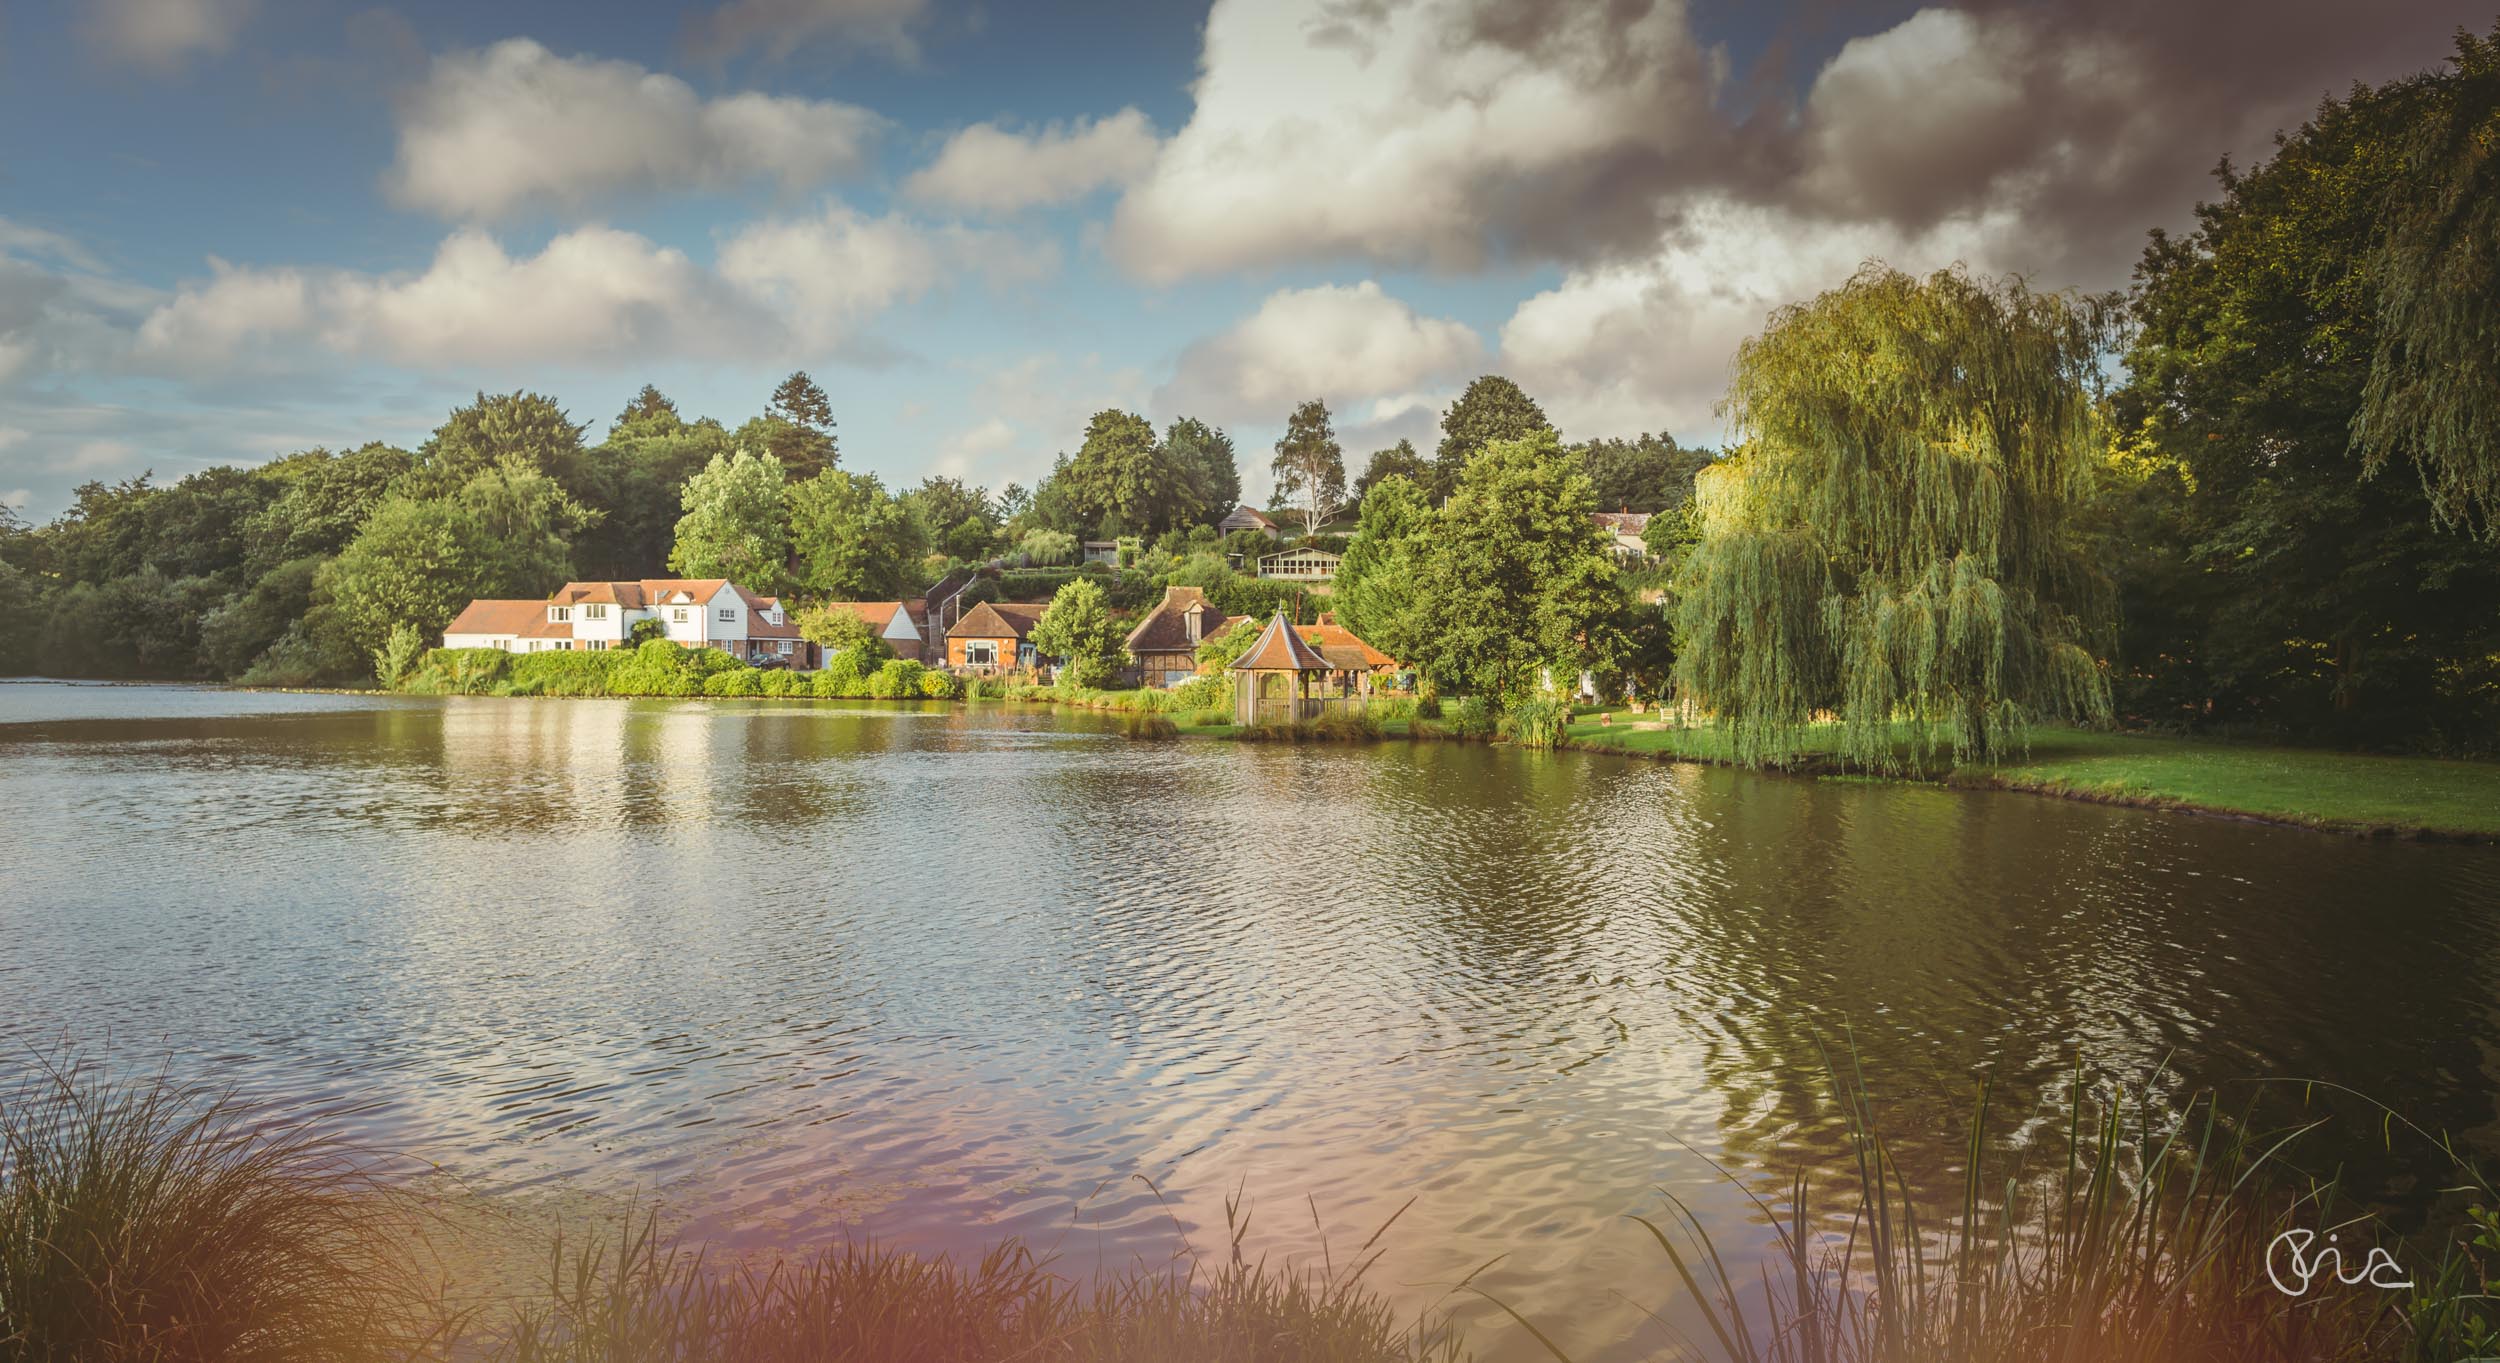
[0,0,2486,521]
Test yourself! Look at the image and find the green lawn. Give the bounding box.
[1559,715,2500,839]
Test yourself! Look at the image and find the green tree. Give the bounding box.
[2112,45,2500,745]
[1678,264,2114,771]
[902,476,997,558]
[789,469,925,600]
[1029,577,1127,687]
[2354,27,2500,539]
[1020,527,1078,566]
[373,622,424,687]
[1432,375,1551,500]
[731,415,837,481]
[669,449,790,593]
[1579,433,1712,514]
[1352,439,1429,502]
[1330,473,1434,667]
[610,384,684,440]
[1410,431,1623,703]
[1064,410,1201,536]
[569,418,732,579]
[199,556,324,677]
[770,370,836,432]
[1269,399,1346,533]
[321,457,592,656]
[244,443,414,577]
[401,392,587,499]
[796,602,889,661]
[1163,417,1241,522]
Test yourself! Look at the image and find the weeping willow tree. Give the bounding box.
[2355,25,2500,540]
[1674,264,2115,772]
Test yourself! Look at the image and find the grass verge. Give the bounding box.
[1558,716,2500,840]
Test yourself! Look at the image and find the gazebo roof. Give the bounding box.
[1227,611,1332,672]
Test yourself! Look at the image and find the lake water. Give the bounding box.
[5,680,2498,1359]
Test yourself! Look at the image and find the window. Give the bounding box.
[777,640,792,654]
[551,606,571,622]
[718,608,737,623]
[584,604,608,620]
[965,641,997,667]
[671,607,688,623]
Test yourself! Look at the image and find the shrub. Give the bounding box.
[1505,695,1569,748]
[1168,672,1228,711]
[967,676,1008,700]
[371,622,424,687]
[1122,713,1179,741]
[703,667,764,697]
[812,650,868,698]
[761,668,805,697]
[1414,695,1443,719]
[399,647,511,695]
[1450,695,1497,739]
[506,649,622,697]
[866,658,928,699]
[1313,709,1382,741]
[919,669,964,700]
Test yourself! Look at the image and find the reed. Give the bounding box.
[0,1064,425,1363]
[475,1200,1465,1363]
[1496,1058,2422,1363]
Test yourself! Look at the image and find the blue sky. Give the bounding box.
[0,0,2483,520]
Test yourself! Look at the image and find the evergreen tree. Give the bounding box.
[611,384,684,439]
[769,371,836,432]
[1065,410,1200,535]
[1677,264,2115,771]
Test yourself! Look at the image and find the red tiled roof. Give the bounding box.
[1593,512,1652,533]
[823,601,905,631]
[1295,622,1396,670]
[445,599,570,639]
[1227,611,1332,672]
[947,600,1048,640]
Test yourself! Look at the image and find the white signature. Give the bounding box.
[2266,1228,2412,1296]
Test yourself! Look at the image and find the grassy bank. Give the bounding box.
[8,1062,2493,1363]
[1557,714,2500,839]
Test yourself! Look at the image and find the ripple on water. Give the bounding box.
[5,686,2500,1362]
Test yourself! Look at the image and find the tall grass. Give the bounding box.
[1533,1060,2423,1363]
[477,1204,1465,1362]
[0,1064,423,1363]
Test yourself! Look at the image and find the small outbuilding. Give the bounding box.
[1227,611,1335,725]
[1255,547,1340,582]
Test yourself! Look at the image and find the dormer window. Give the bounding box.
[550,606,571,622]
[1184,603,1203,643]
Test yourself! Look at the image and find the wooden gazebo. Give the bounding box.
[1228,611,1334,725]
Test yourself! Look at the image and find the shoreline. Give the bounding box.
[16,675,2494,843]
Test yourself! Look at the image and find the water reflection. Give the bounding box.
[3,684,2498,1361]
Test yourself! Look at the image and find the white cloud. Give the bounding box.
[930,416,1016,478]
[924,353,1151,490]
[1498,197,2015,442]
[0,427,26,454]
[686,0,930,63]
[1108,0,1722,282]
[0,489,29,512]
[1161,281,1480,423]
[62,439,140,474]
[386,39,880,220]
[82,0,252,70]
[904,109,1162,215]
[131,209,1047,375]
[135,227,772,371]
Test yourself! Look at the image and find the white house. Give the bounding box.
[443,578,813,666]
[1594,511,1653,560]
[1255,547,1340,582]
